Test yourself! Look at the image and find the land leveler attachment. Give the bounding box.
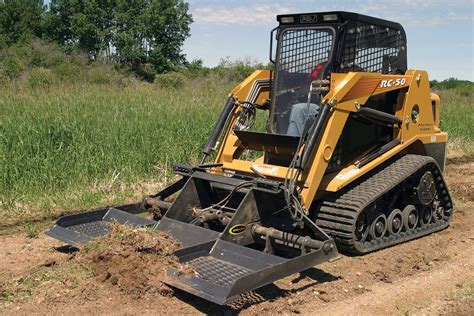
[49,167,339,304]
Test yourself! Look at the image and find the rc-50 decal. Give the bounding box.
[379,78,407,88]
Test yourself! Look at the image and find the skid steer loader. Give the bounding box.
[47,11,452,304]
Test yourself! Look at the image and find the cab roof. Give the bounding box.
[276,11,405,37]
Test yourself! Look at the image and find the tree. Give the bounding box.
[0,0,45,47]
[113,0,192,79]
[43,0,192,78]
[43,0,113,59]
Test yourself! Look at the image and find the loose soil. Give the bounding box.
[1,156,473,315]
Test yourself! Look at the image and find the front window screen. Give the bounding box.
[269,28,335,134]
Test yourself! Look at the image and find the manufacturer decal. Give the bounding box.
[251,164,279,176]
[335,168,360,181]
[379,78,407,88]
[229,224,247,235]
[300,14,317,23]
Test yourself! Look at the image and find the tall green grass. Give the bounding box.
[0,79,472,227]
[438,88,474,148]
[0,80,235,226]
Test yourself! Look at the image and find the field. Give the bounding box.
[0,76,473,314]
[0,79,236,227]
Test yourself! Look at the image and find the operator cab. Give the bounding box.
[232,12,407,168]
[268,11,407,136]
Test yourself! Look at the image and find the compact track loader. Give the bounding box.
[48,11,452,304]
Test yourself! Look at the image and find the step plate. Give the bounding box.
[68,221,112,238]
[191,256,252,287]
[47,207,157,245]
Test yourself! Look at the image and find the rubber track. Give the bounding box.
[316,154,453,255]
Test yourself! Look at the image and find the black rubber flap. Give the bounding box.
[47,207,157,245]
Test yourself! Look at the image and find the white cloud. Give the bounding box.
[192,4,294,25]
[346,0,473,27]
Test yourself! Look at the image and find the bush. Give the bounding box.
[155,72,187,88]
[84,65,115,84]
[30,49,48,67]
[456,84,473,98]
[0,56,24,79]
[28,39,67,67]
[213,57,264,82]
[53,62,81,82]
[182,59,210,78]
[27,67,54,89]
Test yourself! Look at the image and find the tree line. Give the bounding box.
[0,0,192,80]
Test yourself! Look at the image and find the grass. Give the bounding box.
[1,260,95,305]
[438,88,474,155]
[0,78,472,228]
[1,79,235,226]
[24,222,38,238]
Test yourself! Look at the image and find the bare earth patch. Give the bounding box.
[1,156,473,315]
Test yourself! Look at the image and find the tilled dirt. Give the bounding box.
[1,157,473,315]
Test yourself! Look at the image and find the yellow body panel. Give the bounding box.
[213,69,445,208]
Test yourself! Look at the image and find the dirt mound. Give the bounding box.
[77,225,190,298]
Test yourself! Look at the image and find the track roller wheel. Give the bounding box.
[402,205,418,230]
[387,208,403,235]
[370,213,387,240]
[420,206,433,226]
[355,211,369,243]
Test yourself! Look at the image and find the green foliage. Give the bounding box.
[43,0,192,78]
[155,71,187,88]
[1,0,193,78]
[52,61,81,81]
[184,59,210,78]
[27,67,54,88]
[43,0,113,58]
[0,0,45,46]
[0,55,24,79]
[214,57,266,82]
[430,78,474,90]
[0,39,132,85]
[438,86,474,145]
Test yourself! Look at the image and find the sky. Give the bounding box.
[184,0,473,80]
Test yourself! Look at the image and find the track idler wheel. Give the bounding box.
[387,208,403,235]
[370,213,387,240]
[402,205,418,230]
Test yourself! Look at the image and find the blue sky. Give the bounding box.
[184,0,473,80]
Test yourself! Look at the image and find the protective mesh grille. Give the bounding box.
[341,22,405,74]
[271,28,334,134]
[278,29,334,75]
